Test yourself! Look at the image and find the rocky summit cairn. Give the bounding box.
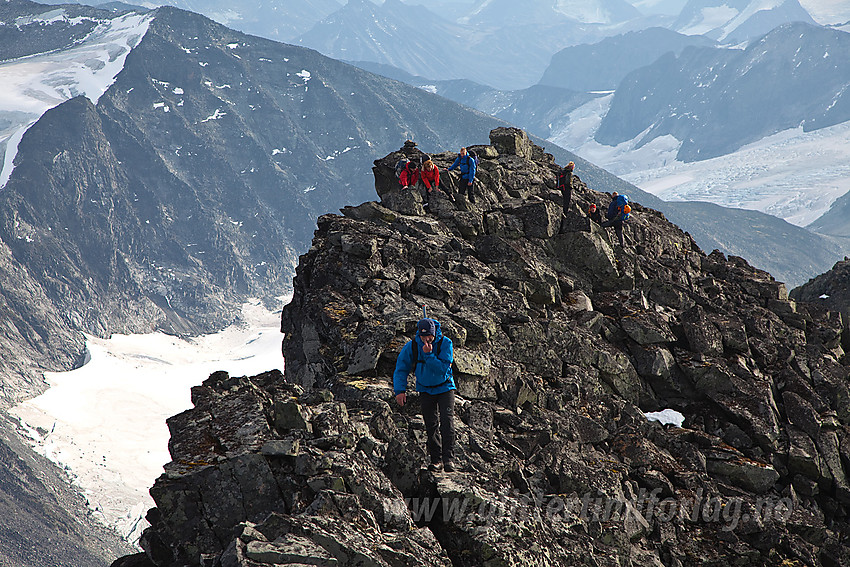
[121,128,850,567]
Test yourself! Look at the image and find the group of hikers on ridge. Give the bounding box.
[555,159,631,245]
[396,144,478,206]
[397,144,630,246]
[391,145,633,475]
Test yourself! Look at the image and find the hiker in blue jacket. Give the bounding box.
[393,317,457,472]
[447,147,477,204]
[601,191,630,246]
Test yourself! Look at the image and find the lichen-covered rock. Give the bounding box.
[127,129,850,567]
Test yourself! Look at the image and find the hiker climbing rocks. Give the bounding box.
[448,147,477,204]
[601,192,631,246]
[557,161,574,233]
[399,157,421,190]
[420,157,441,205]
[587,203,602,224]
[393,317,457,472]
[558,161,574,213]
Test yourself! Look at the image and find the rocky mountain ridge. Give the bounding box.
[672,0,817,42]
[118,128,850,567]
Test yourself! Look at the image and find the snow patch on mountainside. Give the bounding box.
[553,0,622,23]
[551,95,850,227]
[715,0,785,40]
[10,300,286,545]
[628,124,850,226]
[0,12,152,189]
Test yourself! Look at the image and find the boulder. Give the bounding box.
[705,455,780,494]
[489,127,533,159]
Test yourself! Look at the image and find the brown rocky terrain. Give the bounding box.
[119,127,850,567]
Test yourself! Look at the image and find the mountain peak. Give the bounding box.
[126,127,850,567]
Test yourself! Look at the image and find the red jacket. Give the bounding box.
[399,163,420,187]
[421,165,440,190]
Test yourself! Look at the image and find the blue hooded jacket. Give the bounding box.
[393,320,455,395]
[448,153,476,182]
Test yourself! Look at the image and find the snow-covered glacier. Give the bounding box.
[0,11,152,187]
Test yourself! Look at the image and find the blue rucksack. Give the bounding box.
[615,194,631,221]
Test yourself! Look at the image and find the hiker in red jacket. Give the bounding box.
[399,159,421,189]
[420,158,441,205]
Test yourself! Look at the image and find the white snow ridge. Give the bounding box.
[0,12,153,189]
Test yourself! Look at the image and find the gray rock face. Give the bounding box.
[123,128,850,566]
[538,27,717,92]
[791,258,850,325]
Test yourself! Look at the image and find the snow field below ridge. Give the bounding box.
[10,299,286,545]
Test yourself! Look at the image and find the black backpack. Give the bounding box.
[394,157,410,178]
[557,168,571,191]
[410,336,444,367]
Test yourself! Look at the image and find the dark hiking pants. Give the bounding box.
[561,186,572,214]
[601,219,625,246]
[462,177,475,202]
[421,389,456,463]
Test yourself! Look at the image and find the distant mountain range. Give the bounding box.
[538,27,717,92]
[462,0,642,26]
[673,0,817,41]
[595,21,850,161]
[296,0,476,84]
[0,0,127,59]
[293,0,662,89]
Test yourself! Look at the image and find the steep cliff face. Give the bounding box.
[126,128,850,567]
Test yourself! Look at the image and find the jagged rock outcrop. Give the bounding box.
[791,257,850,327]
[123,128,850,567]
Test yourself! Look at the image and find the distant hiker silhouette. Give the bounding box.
[557,161,574,233]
